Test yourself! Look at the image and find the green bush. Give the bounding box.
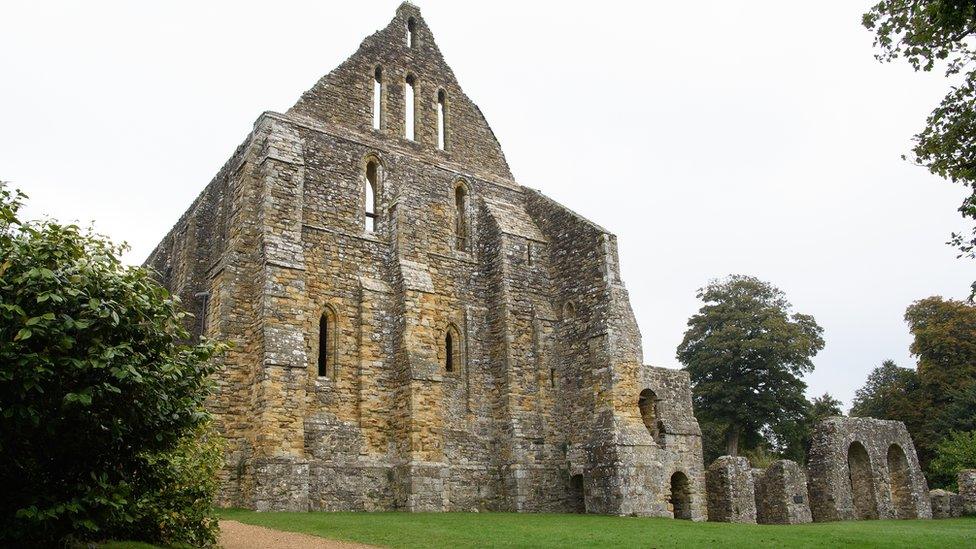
[0,184,225,546]
[929,430,976,490]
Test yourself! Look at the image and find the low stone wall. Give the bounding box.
[929,489,963,519]
[753,460,812,524]
[706,456,756,523]
[959,470,976,516]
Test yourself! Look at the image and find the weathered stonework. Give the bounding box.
[960,469,976,516]
[929,489,963,519]
[807,417,932,522]
[753,460,812,524]
[706,456,756,523]
[144,3,705,517]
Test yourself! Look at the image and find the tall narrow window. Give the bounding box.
[317,311,333,377]
[365,160,379,232]
[454,183,468,250]
[405,75,416,141]
[445,331,454,372]
[407,17,416,48]
[373,67,383,130]
[445,324,462,373]
[437,89,446,150]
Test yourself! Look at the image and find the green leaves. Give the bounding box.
[677,275,825,460]
[0,184,224,546]
[864,1,976,295]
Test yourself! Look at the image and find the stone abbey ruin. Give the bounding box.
[147,3,970,521]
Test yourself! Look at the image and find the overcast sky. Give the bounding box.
[1,1,971,409]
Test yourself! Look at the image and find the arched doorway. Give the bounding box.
[848,441,878,520]
[569,474,586,513]
[886,444,917,519]
[669,472,692,520]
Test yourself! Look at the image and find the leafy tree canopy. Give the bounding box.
[677,275,825,457]
[864,1,976,294]
[0,183,225,546]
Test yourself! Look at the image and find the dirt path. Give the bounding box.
[219,520,380,549]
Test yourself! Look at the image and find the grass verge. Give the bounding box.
[218,509,976,548]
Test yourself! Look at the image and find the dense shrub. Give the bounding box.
[930,430,976,491]
[0,184,225,546]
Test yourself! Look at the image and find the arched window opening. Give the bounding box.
[317,308,336,378]
[437,89,447,150]
[445,324,462,373]
[404,74,416,141]
[407,17,416,48]
[365,160,379,232]
[886,444,917,519]
[563,301,576,319]
[454,183,468,250]
[638,389,660,441]
[373,66,383,130]
[669,472,692,520]
[848,441,879,520]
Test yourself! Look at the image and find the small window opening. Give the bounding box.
[454,184,468,250]
[446,331,454,372]
[407,17,416,48]
[373,67,383,130]
[317,311,331,377]
[638,389,661,440]
[437,89,447,150]
[527,242,534,266]
[405,75,416,140]
[365,160,379,232]
[444,324,462,373]
[550,367,556,388]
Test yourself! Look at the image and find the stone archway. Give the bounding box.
[848,441,878,520]
[887,444,917,519]
[669,471,692,520]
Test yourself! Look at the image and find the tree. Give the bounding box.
[676,275,825,457]
[863,2,976,295]
[905,296,976,469]
[810,393,843,420]
[929,430,976,490]
[0,183,224,546]
[850,359,921,422]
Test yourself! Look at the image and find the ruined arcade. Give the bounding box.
[145,3,706,517]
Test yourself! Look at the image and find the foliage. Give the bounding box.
[849,297,976,481]
[219,508,976,549]
[930,430,976,490]
[676,275,825,457]
[0,183,225,546]
[863,1,976,295]
[850,359,922,424]
[810,393,843,419]
[124,422,224,546]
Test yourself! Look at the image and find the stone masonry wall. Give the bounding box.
[144,3,708,516]
[807,417,932,522]
[706,456,757,523]
[960,470,976,515]
[753,460,812,524]
[929,489,963,519]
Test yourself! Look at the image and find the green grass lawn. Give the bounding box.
[218,509,976,548]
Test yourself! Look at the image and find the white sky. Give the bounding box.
[1,1,971,410]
